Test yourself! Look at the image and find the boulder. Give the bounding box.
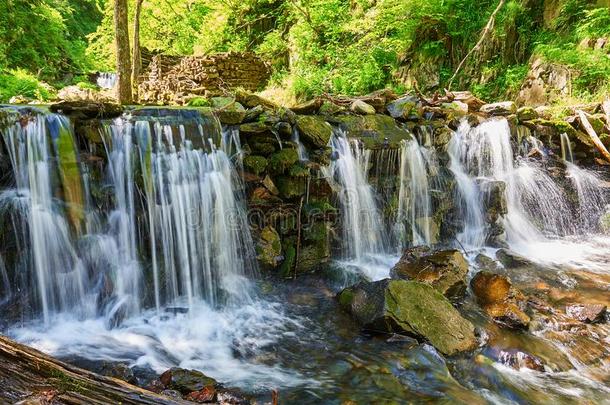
[290,98,323,114]
[390,248,469,300]
[262,175,279,196]
[480,101,517,116]
[243,155,268,175]
[296,115,333,148]
[498,350,545,372]
[470,271,530,329]
[159,367,217,395]
[516,58,571,106]
[350,100,376,115]
[268,149,299,174]
[338,279,477,355]
[334,114,411,148]
[565,304,607,323]
[212,97,246,125]
[516,106,538,122]
[239,121,270,135]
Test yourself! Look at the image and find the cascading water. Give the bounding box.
[292,127,309,161]
[96,72,117,89]
[395,138,436,248]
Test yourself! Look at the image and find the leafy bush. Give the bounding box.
[0,69,57,103]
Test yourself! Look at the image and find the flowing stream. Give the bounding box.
[0,108,608,403]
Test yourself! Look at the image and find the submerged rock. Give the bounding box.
[470,271,530,329]
[296,115,333,148]
[337,279,477,355]
[496,248,535,268]
[498,350,546,372]
[390,248,469,300]
[159,367,217,395]
[480,101,517,116]
[565,304,607,323]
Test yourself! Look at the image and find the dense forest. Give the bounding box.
[2,0,610,105]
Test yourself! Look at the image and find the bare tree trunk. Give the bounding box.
[114,0,132,104]
[131,0,144,101]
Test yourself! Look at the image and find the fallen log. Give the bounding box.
[0,335,185,404]
[577,109,610,164]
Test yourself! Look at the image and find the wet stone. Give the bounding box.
[498,350,546,372]
[565,304,607,323]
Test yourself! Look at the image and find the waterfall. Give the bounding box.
[448,118,573,249]
[96,72,117,89]
[395,138,435,248]
[292,127,309,161]
[324,129,386,262]
[560,132,574,163]
[0,114,89,324]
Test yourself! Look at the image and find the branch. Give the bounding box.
[447,0,505,90]
[577,110,610,164]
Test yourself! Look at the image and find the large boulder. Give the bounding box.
[211,97,246,125]
[470,271,530,329]
[295,115,333,148]
[333,114,411,148]
[338,279,477,355]
[516,58,571,107]
[390,248,469,300]
[159,367,217,395]
[350,100,376,115]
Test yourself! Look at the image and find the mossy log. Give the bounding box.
[0,335,184,404]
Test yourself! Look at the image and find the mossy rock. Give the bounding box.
[275,175,307,199]
[338,279,477,355]
[243,155,268,175]
[268,149,299,174]
[256,225,282,268]
[160,368,217,394]
[187,97,210,107]
[334,114,412,149]
[240,121,271,134]
[516,106,537,122]
[386,95,419,119]
[296,115,333,148]
[212,97,246,125]
[289,163,310,177]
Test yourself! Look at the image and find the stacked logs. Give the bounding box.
[138,52,271,105]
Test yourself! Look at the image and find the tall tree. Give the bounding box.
[131,0,144,101]
[114,0,132,104]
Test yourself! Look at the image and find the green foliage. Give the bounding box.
[0,69,57,102]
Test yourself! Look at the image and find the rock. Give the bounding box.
[275,175,307,199]
[49,101,123,119]
[441,101,469,115]
[290,98,323,114]
[337,279,477,355]
[256,226,282,268]
[517,58,571,106]
[319,101,346,115]
[390,248,469,300]
[275,121,292,138]
[243,105,265,122]
[470,271,530,329]
[161,389,183,400]
[296,115,333,148]
[99,362,136,384]
[498,350,545,372]
[334,114,411,148]
[239,121,270,134]
[213,98,246,125]
[268,149,299,174]
[235,90,278,109]
[386,95,419,119]
[186,386,217,403]
[159,367,217,395]
[9,95,32,104]
[475,254,501,271]
[350,100,376,115]
[480,101,517,116]
[496,248,534,268]
[243,155,268,175]
[262,175,279,195]
[517,106,538,122]
[565,304,607,323]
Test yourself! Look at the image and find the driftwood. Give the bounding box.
[0,335,184,404]
[577,109,610,164]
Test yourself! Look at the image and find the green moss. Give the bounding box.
[243,155,268,175]
[268,149,299,174]
[288,162,310,177]
[187,97,210,107]
[275,175,306,199]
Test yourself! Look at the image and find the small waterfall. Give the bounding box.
[560,132,574,163]
[96,72,117,89]
[395,138,435,248]
[292,127,309,161]
[0,114,89,324]
[324,130,386,262]
[449,118,573,249]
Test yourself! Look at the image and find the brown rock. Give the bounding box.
[498,350,545,372]
[565,304,607,323]
[471,271,530,329]
[186,386,217,403]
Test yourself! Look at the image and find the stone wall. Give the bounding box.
[138,52,271,104]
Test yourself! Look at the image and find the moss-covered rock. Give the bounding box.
[268,149,299,174]
[391,248,469,300]
[338,279,477,355]
[243,155,268,175]
[350,100,376,115]
[239,121,270,134]
[296,115,333,148]
[256,225,282,268]
[159,367,217,395]
[517,106,538,122]
[212,97,246,125]
[334,114,411,149]
[386,95,419,119]
[275,175,307,199]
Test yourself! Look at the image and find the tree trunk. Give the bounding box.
[131,0,144,101]
[0,335,182,404]
[114,0,133,104]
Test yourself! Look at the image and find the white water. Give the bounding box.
[323,130,390,279]
[97,72,117,89]
[292,127,309,161]
[395,138,436,248]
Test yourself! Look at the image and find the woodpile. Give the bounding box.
[138,52,271,105]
